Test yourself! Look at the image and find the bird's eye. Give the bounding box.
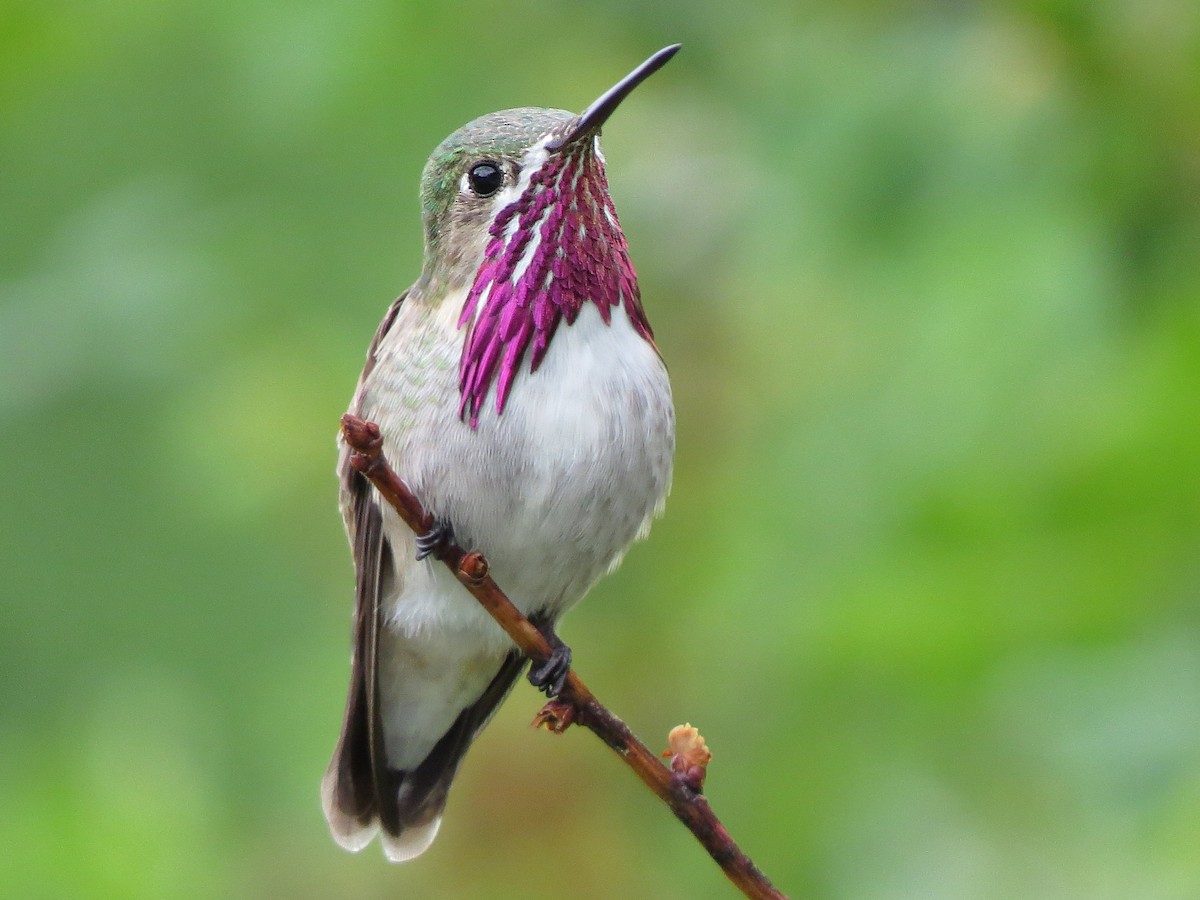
[467,161,504,197]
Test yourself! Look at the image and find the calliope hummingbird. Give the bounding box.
[323,45,679,862]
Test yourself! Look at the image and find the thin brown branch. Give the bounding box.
[341,414,787,900]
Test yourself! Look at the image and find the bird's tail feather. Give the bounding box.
[321,646,529,862]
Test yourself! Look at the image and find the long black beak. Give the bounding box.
[547,44,681,152]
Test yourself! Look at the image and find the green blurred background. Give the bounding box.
[2,1,1198,897]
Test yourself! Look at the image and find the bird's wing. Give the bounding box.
[324,292,407,840]
[325,289,533,857]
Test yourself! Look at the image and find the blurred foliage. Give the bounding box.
[2,1,1198,897]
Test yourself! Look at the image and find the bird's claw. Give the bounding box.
[528,642,572,697]
[415,517,455,561]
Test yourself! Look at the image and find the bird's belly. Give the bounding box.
[364,301,673,644]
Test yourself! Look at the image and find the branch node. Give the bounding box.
[458,550,490,583]
[340,413,382,453]
[532,698,579,733]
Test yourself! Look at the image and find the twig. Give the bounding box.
[341,414,787,900]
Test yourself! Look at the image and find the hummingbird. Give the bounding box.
[322,46,679,862]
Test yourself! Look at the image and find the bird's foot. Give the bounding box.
[527,625,572,698]
[415,517,455,561]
